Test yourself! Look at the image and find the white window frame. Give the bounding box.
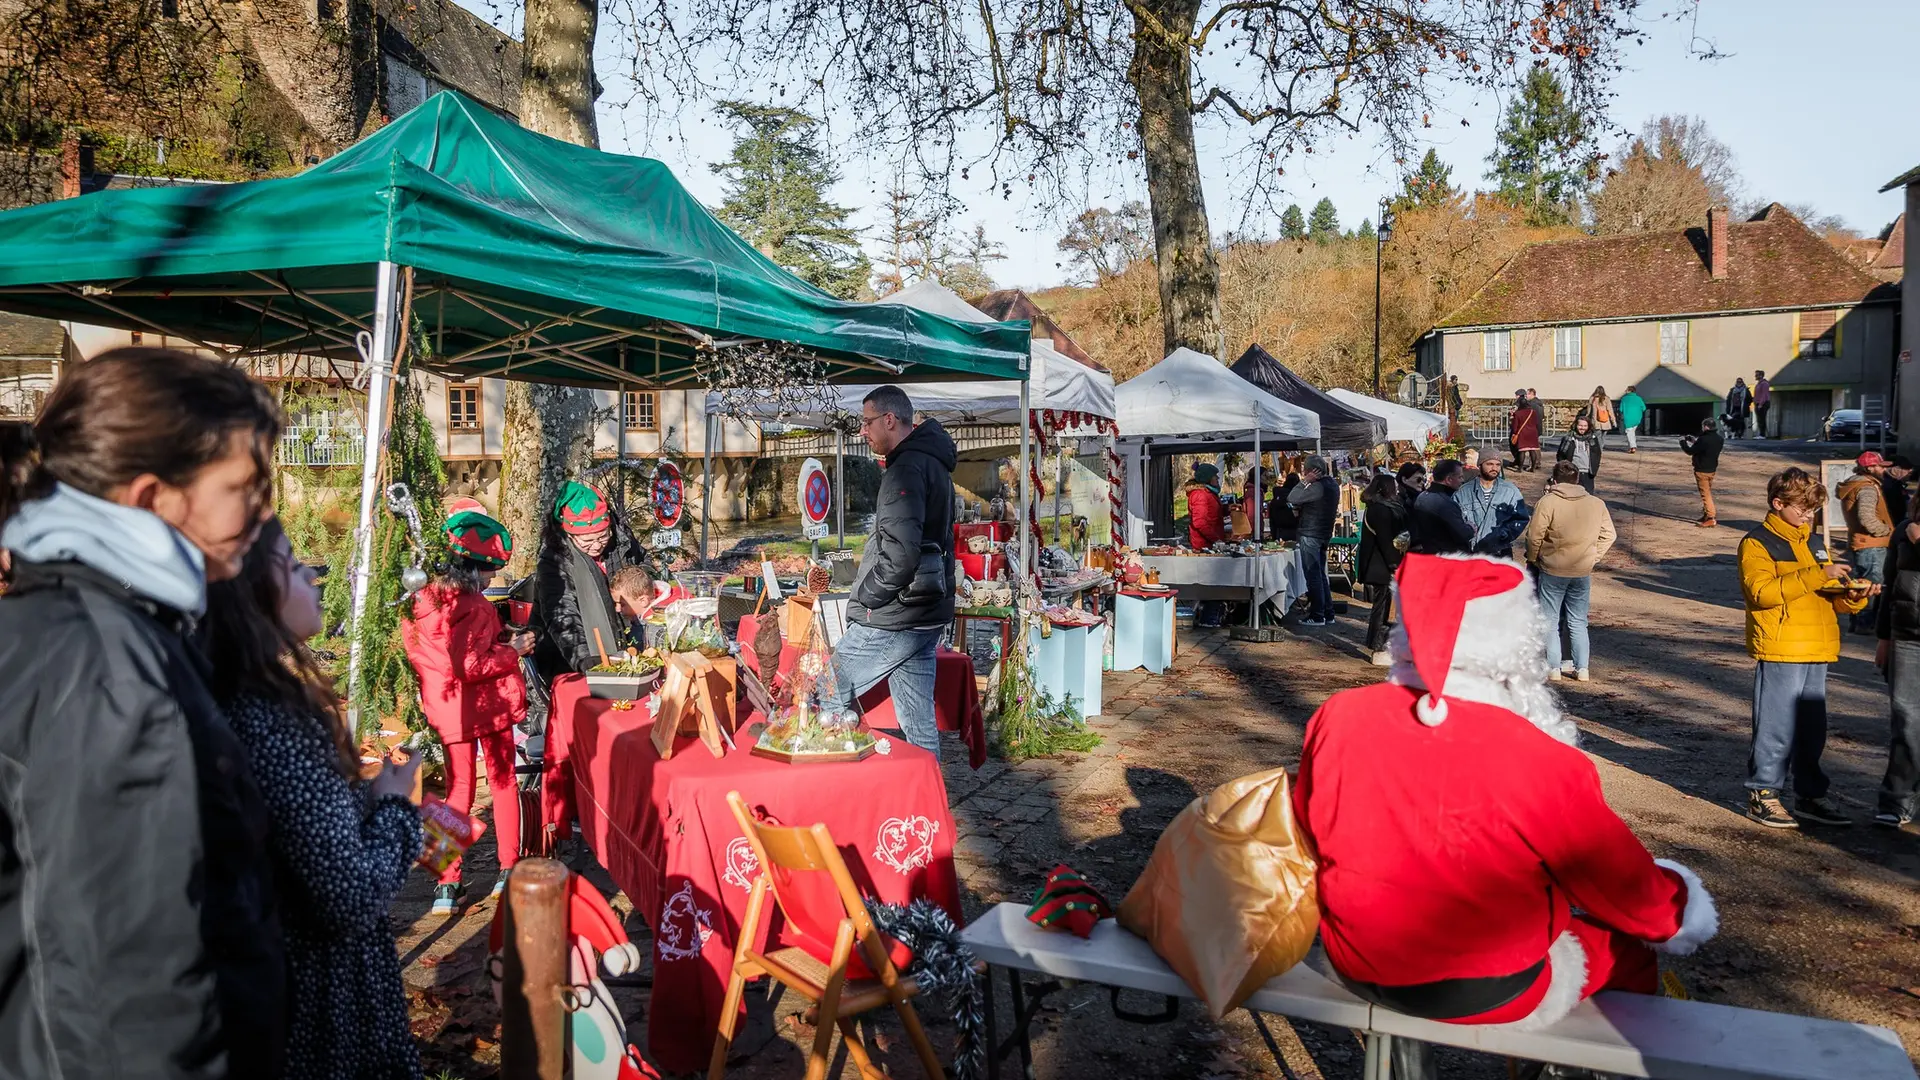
[1481,330,1512,371]
[1658,320,1690,366]
[1553,326,1583,370]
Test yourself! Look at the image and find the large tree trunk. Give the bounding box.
[1127,0,1223,361]
[499,0,601,574]
[520,0,600,147]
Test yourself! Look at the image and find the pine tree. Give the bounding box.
[1356,217,1375,240]
[711,101,872,298]
[1398,149,1459,211]
[1486,68,1591,226]
[1279,203,1306,241]
[1308,197,1340,243]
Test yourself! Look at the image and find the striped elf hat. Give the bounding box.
[554,481,610,535]
[445,508,512,569]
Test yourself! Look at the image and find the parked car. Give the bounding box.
[1824,409,1889,441]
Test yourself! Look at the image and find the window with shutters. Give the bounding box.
[447,382,481,432]
[1659,321,1690,366]
[622,390,657,431]
[1482,330,1512,371]
[1797,310,1838,358]
[1553,326,1583,369]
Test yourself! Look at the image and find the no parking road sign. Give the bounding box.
[799,458,831,540]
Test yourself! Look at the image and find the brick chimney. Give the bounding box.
[1707,205,1729,280]
[58,132,81,199]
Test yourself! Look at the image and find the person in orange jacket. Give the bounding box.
[403,503,532,914]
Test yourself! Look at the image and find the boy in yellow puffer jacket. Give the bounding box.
[1739,467,1875,829]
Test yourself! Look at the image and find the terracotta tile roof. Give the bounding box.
[1873,213,1905,272]
[0,313,65,361]
[1435,205,1890,330]
[970,289,1107,371]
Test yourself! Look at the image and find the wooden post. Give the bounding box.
[500,859,570,1080]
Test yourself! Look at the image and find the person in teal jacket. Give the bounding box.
[1618,385,1647,454]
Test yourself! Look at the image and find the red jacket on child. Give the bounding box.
[403,583,526,744]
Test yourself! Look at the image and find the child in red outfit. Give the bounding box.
[402,505,532,915]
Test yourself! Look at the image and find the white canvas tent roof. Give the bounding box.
[1114,347,1321,449]
[1325,389,1448,443]
[706,280,1115,426]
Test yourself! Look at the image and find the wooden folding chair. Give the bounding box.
[710,790,946,1080]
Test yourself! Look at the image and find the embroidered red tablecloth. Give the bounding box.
[544,674,962,1074]
[734,613,988,769]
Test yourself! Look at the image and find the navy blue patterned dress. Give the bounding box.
[225,695,424,1080]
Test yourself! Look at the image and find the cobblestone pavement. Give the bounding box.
[398,435,1920,1079]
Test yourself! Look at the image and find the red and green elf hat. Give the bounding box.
[1025,863,1112,939]
[554,481,610,536]
[445,508,513,569]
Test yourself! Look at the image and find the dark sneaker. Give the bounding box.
[1746,790,1798,829]
[1791,796,1852,827]
[431,882,468,915]
[1299,616,1333,628]
[1872,808,1914,829]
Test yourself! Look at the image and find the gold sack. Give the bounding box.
[1116,767,1319,1018]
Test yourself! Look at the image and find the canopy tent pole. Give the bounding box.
[1053,444,1065,546]
[701,409,715,566]
[346,260,403,724]
[1018,381,1031,585]
[835,428,846,550]
[1253,428,1262,542]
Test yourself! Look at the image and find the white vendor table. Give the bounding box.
[1138,551,1306,629]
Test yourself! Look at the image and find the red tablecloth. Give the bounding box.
[736,613,988,769]
[544,675,962,1074]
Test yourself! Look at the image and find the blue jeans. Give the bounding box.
[1748,661,1830,798]
[831,621,943,753]
[1852,545,1887,629]
[1537,573,1591,672]
[1297,536,1332,620]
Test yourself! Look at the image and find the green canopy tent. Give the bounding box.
[0,90,1032,709]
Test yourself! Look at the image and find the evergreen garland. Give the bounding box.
[321,346,448,737]
[991,615,1102,761]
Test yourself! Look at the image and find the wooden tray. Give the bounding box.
[749,742,877,764]
[585,670,663,700]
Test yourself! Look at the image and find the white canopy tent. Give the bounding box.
[708,281,1115,426]
[702,280,1119,574]
[1325,388,1448,444]
[1115,347,1321,547]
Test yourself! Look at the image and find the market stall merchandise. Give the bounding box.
[1324,389,1449,444]
[544,676,961,1074]
[1136,549,1308,628]
[736,613,987,769]
[1114,348,1320,592]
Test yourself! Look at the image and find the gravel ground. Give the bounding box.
[396,435,1920,1079]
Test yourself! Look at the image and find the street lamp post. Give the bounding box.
[1373,197,1394,398]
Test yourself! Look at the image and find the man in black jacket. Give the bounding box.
[1679,419,1725,528]
[833,386,957,753]
[1407,458,1475,554]
[1286,455,1341,626]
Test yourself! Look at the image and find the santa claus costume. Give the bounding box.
[1291,553,1718,1028]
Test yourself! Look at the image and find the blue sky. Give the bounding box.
[471,0,1919,290]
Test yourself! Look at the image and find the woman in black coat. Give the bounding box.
[1358,473,1409,665]
[0,350,286,1079]
[533,479,653,682]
